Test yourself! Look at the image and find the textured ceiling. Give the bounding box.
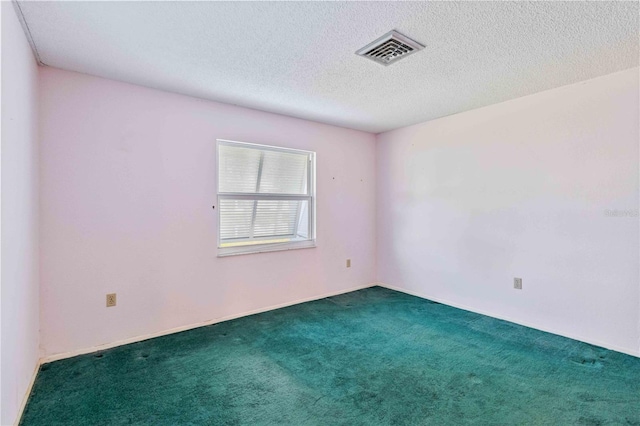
[17,1,639,133]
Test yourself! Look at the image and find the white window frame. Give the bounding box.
[216,139,316,257]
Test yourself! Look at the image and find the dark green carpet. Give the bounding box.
[21,287,640,425]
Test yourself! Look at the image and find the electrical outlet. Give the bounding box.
[106,293,117,307]
[346,259,351,268]
[514,278,522,290]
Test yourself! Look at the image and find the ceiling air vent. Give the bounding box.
[356,30,424,66]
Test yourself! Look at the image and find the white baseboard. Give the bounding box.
[377,282,640,358]
[14,359,41,426]
[42,282,377,364]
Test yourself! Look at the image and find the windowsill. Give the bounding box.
[217,240,316,257]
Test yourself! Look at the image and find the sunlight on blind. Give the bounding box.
[218,145,262,193]
[253,200,307,237]
[218,141,313,250]
[219,199,253,240]
[258,150,308,194]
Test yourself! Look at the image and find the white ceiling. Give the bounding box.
[17,1,639,133]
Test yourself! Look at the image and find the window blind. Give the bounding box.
[217,140,315,253]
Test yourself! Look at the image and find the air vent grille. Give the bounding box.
[356,30,424,66]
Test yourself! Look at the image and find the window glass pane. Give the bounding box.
[219,199,254,240]
[217,141,314,252]
[258,150,308,195]
[218,144,261,193]
[219,199,309,247]
[253,199,308,238]
[296,201,309,239]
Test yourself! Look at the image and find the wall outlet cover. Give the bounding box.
[514,278,523,290]
[106,293,117,307]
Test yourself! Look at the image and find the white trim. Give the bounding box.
[219,193,311,201]
[41,282,377,364]
[377,282,640,358]
[217,239,316,257]
[14,359,41,426]
[217,139,314,156]
[216,139,316,256]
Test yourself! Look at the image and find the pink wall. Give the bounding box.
[1,3,41,424]
[39,67,377,357]
[32,38,640,368]
[376,68,640,356]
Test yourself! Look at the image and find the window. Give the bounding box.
[217,140,316,256]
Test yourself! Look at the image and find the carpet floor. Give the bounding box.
[21,286,640,425]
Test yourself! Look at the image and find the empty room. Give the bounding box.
[1,1,639,425]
